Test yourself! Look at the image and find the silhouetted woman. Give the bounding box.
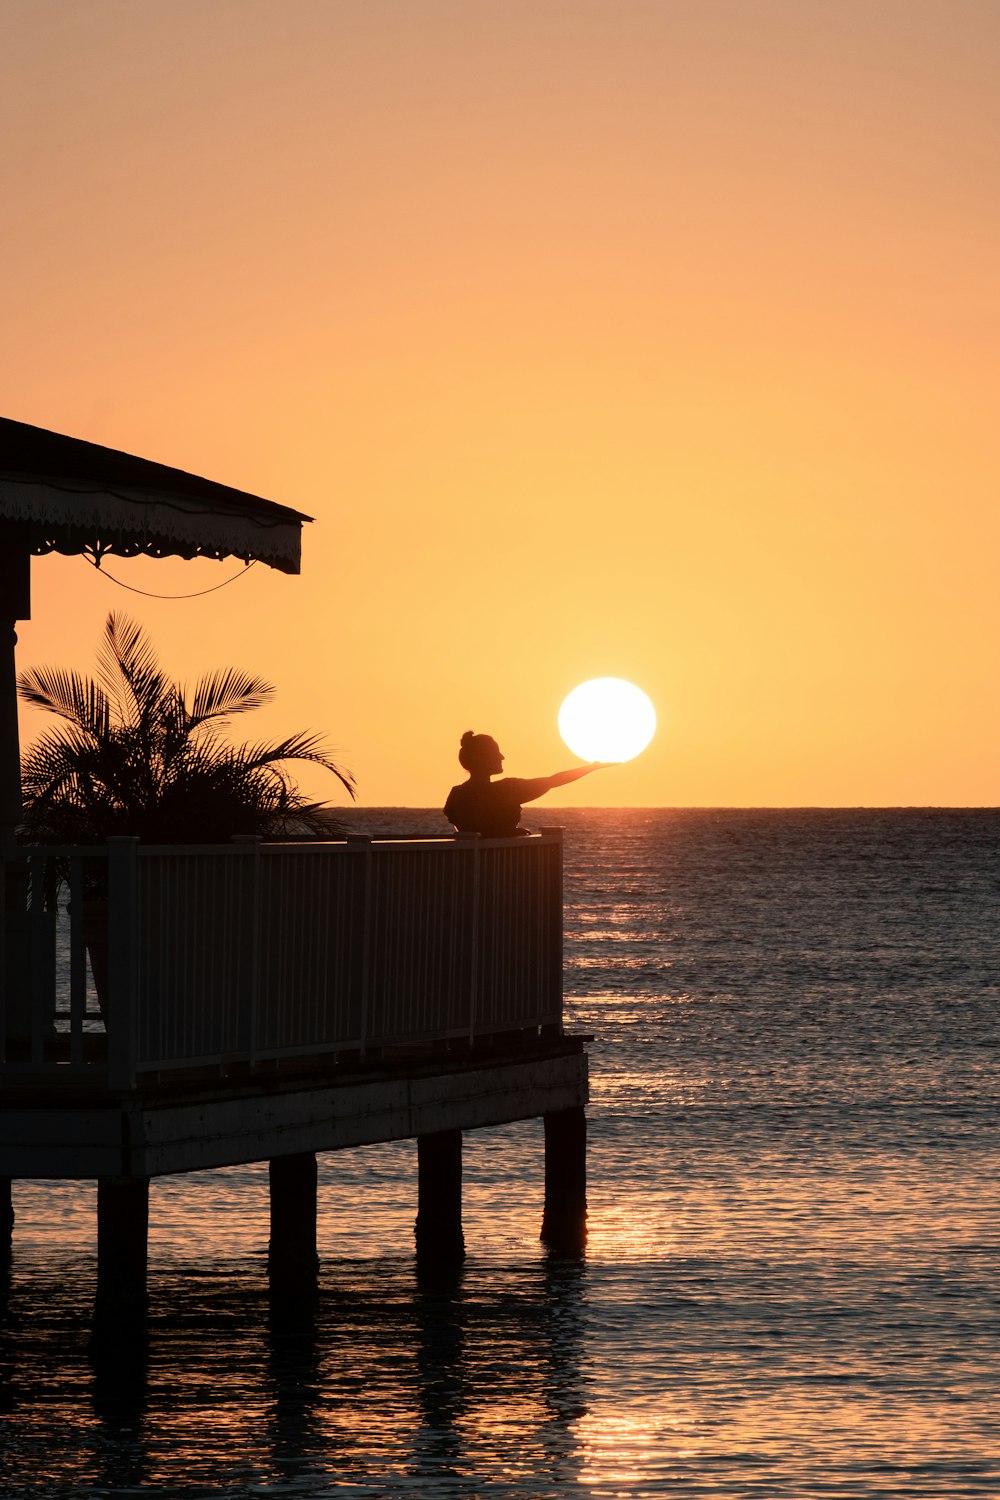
[444,731,607,837]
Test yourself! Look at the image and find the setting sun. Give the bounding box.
[558,679,657,764]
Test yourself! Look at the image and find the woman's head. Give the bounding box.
[458,731,503,774]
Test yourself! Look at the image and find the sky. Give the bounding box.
[3,0,998,809]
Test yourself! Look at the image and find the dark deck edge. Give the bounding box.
[0,1046,590,1179]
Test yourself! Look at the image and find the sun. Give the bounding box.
[558,678,656,763]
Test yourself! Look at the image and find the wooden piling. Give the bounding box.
[95,1176,149,1323]
[268,1152,319,1284]
[541,1106,587,1255]
[415,1129,465,1270]
[0,1176,12,1257]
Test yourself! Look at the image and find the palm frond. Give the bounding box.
[221,732,357,799]
[188,668,274,726]
[21,726,101,802]
[17,667,110,737]
[98,612,172,728]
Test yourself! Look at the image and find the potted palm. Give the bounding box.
[17,611,356,1011]
[19,612,355,844]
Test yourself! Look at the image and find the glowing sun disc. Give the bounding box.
[558,678,656,763]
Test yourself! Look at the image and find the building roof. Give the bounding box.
[0,416,310,574]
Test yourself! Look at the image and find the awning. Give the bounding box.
[0,416,310,575]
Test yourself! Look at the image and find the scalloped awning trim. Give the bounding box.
[0,475,304,574]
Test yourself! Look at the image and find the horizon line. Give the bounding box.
[337,803,1000,813]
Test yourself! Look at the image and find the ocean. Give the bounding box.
[1,808,998,1498]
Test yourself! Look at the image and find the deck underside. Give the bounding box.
[0,1036,588,1178]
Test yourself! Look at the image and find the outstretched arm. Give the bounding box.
[512,763,609,805]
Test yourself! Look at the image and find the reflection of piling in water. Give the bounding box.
[266,1277,323,1480]
[414,1273,466,1460]
[89,1311,149,1428]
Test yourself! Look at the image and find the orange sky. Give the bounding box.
[3,1,998,809]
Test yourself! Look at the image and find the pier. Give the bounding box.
[0,829,588,1315]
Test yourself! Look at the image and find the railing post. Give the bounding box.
[0,851,52,1064]
[0,854,12,1064]
[106,837,139,1091]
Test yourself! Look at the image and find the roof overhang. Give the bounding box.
[0,417,310,575]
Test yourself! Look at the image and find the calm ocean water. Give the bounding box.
[2,808,998,1498]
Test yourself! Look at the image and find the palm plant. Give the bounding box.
[18,612,355,845]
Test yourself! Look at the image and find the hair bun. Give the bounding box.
[460,730,475,746]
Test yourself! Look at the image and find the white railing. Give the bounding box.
[0,832,563,1087]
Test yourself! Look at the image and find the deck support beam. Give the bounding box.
[541,1106,587,1255]
[415,1129,465,1271]
[268,1152,319,1284]
[95,1176,149,1321]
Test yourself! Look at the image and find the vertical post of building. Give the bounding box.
[95,1176,150,1323]
[0,538,30,1113]
[0,535,29,860]
[541,1106,587,1255]
[415,1129,465,1270]
[0,539,30,1077]
[268,1152,319,1286]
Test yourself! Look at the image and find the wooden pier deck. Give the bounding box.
[0,831,589,1313]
